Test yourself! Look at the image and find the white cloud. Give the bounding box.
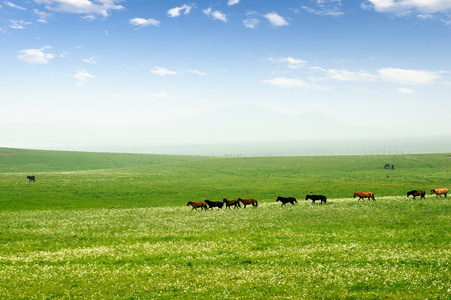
[322,68,376,81]
[73,70,95,86]
[364,0,451,15]
[377,68,441,85]
[243,18,260,28]
[146,92,169,98]
[264,12,289,26]
[262,77,310,89]
[16,46,54,64]
[82,55,96,64]
[302,0,344,16]
[129,17,160,27]
[270,57,307,69]
[203,7,227,22]
[187,69,207,75]
[167,4,193,17]
[397,87,415,94]
[5,1,27,10]
[33,0,124,18]
[228,0,240,5]
[150,67,178,76]
[9,20,32,29]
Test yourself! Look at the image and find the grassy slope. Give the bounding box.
[0,147,450,210]
[0,148,450,298]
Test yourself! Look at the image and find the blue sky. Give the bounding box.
[1,0,451,144]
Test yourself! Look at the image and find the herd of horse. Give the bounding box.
[187,188,448,210]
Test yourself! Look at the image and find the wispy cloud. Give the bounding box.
[129,17,160,27]
[187,69,207,75]
[228,0,240,6]
[270,57,307,69]
[5,1,27,10]
[150,67,178,76]
[167,4,193,17]
[377,68,441,85]
[203,7,227,22]
[262,77,310,89]
[9,20,32,29]
[301,0,344,17]
[17,46,54,64]
[73,70,95,86]
[82,56,96,64]
[363,0,451,18]
[33,0,124,18]
[264,12,289,26]
[243,18,260,29]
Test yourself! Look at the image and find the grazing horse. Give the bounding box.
[276,196,297,206]
[223,198,241,209]
[407,190,425,199]
[186,201,207,211]
[353,192,376,201]
[204,200,224,210]
[430,188,448,198]
[27,175,35,182]
[238,197,258,208]
[305,194,327,204]
[384,163,390,169]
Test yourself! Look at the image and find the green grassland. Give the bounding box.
[0,147,450,299]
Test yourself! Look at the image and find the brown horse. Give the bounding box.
[238,197,258,208]
[407,190,425,199]
[223,198,241,209]
[353,192,375,201]
[430,188,448,198]
[186,201,207,210]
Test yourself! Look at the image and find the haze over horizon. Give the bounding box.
[1,0,450,153]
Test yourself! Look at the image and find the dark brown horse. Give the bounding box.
[238,197,258,208]
[430,188,448,198]
[353,192,375,201]
[407,190,425,199]
[186,201,207,211]
[223,198,241,209]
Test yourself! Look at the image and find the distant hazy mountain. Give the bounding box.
[2,105,449,155]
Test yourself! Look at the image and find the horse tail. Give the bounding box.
[255,200,258,207]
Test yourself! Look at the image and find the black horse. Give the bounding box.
[305,194,327,204]
[27,175,35,182]
[276,196,297,206]
[204,200,224,210]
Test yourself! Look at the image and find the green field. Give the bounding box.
[0,147,450,299]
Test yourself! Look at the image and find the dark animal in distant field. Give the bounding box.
[407,190,425,199]
[238,197,258,208]
[27,175,35,182]
[430,188,448,198]
[223,198,241,209]
[384,163,390,169]
[205,200,224,210]
[305,194,327,204]
[353,192,375,201]
[186,201,207,211]
[276,196,297,206]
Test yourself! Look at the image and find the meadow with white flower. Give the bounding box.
[0,148,450,298]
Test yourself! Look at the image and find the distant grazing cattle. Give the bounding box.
[205,200,224,210]
[223,198,241,209]
[27,175,35,182]
[384,163,390,169]
[407,190,425,199]
[430,188,448,198]
[305,194,327,204]
[276,196,297,206]
[353,192,375,201]
[186,201,207,211]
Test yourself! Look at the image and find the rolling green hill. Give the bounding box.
[0,147,449,211]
